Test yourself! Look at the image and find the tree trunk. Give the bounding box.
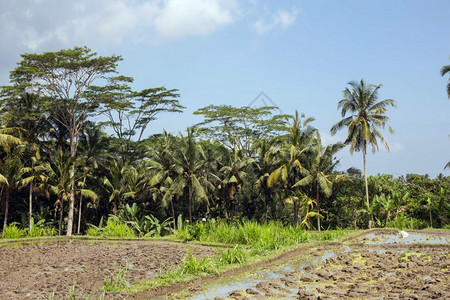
[316,187,321,231]
[29,181,33,232]
[170,199,176,230]
[58,199,63,236]
[429,207,433,228]
[77,175,87,234]
[2,188,10,238]
[293,198,299,227]
[363,141,372,229]
[67,128,77,236]
[188,183,192,225]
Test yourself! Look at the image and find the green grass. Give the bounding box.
[104,262,131,291]
[87,216,136,238]
[175,220,312,253]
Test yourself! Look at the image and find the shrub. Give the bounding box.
[219,245,248,265]
[3,223,25,239]
[102,216,135,238]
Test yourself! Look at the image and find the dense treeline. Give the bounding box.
[0,47,449,237]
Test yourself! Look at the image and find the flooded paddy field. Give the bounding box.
[171,230,450,300]
[0,239,216,299]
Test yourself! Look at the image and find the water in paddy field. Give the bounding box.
[176,230,450,300]
[362,232,450,245]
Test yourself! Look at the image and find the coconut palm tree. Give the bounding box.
[441,62,450,98]
[169,128,207,224]
[293,132,346,230]
[330,79,396,228]
[219,141,254,220]
[44,149,98,235]
[268,111,316,226]
[21,150,48,232]
[0,145,25,237]
[441,62,450,169]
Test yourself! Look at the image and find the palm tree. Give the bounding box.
[102,158,136,216]
[331,79,396,228]
[21,150,47,231]
[169,128,207,224]
[45,149,98,235]
[293,132,346,230]
[0,145,25,237]
[441,62,450,98]
[147,132,178,225]
[219,142,253,220]
[77,123,108,233]
[268,111,316,226]
[441,62,450,168]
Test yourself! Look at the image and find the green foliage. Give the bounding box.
[219,245,248,265]
[27,218,56,238]
[102,216,135,238]
[3,223,25,239]
[144,215,173,237]
[176,220,311,253]
[180,253,218,275]
[386,213,428,230]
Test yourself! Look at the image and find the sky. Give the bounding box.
[0,0,449,177]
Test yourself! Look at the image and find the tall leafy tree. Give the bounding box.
[330,80,396,228]
[194,105,288,157]
[91,76,184,162]
[5,46,121,235]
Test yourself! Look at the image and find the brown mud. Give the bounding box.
[0,239,215,299]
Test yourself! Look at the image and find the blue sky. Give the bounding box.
[0,0,449,177]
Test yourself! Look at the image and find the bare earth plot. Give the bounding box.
[0,239,215,299]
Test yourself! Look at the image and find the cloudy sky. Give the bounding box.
[1,0,449,177]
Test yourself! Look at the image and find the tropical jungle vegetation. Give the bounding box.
[0,47,449,238]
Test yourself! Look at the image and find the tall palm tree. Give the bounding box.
[21,150,47,232]
[293,132,346,230]
[330,79,396,228]
[169,128,207,224]
[441,62,450,98]
[219,142,253,220]
[0,145,25,237]
[441,61,450,169]
[268,111,316,226]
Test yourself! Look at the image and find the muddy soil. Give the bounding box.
[209,231,450,300]
[221,245,450,299]
[0,239,216,299]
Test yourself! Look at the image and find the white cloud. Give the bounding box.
[252,8,299,35]
[0,1,299,83]
[154,0,239,40]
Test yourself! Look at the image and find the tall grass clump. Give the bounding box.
[180,252,218,275]
[219,245,248,265]
[27,218,56,238]
[102,216,135,238]
[104,262,131,291]
[3,223,25,239]
[176,219,311,254]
